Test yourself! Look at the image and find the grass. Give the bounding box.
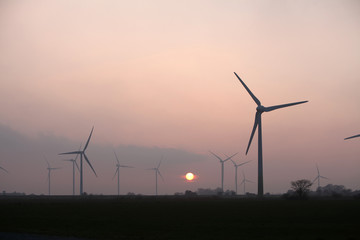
[0,195,359,240]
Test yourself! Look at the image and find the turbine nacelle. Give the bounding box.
[256,105,266,112]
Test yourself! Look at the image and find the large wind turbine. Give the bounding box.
[209,151,238,193]
[234,72,308,196]
[240,170,253,195]
[113,151,134,196]
[62,150,80,196]
[312,164,328,189]
[59,127,97,195]
[344,134,360,140]
[45,157,60,196]
[230,158,251,195]
[147,160,164,196]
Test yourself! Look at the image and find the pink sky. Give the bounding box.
[0,0,359,195]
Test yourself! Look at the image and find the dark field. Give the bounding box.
[0,196,359,240]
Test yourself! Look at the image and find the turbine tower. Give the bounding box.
[312,164,328,189]
[147,159,164,196]
[209,151,238,193]
[59,127,97,195]
[113,151,134,196]
[234,72,308,196]
[45,157,60,196]
[240,170,253,195]
[62,149,80,196]
[344,134,360,140]
[230,158,251,195]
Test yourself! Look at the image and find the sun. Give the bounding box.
[185,172,194,181]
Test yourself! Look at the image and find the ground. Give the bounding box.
[0,195,359,240]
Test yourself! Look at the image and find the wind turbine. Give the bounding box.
[147,159,164,196]
[230,158,251,195]
[312,164,328,189]
[209,151,238,193]
[44,157,60,196]
[113,151,134,196]
[234,72,308,196]
[344,134,360,140]
[62,148,80,196]
[59,127,97,195]
[240,170,253,195]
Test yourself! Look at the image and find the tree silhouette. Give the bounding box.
[291,179,312,198]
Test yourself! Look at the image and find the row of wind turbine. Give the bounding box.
[209,151,238,193]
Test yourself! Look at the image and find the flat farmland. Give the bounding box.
[0,196,359,240]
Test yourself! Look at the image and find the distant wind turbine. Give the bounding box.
[240,170,253,195]
[59,127,97,195]
[209,151,238,193]
[44,156,60,196]
[229,158,251,195]
[234,72,308,196]
[113,151,134,196]
[312,164,328,189]
[147,159,164,196]
[62,147,80,196]
[344,134,360,140]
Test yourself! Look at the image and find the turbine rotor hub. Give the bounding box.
[256,105,266,112]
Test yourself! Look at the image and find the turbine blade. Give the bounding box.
[224,152,238,162]
[316,164,320,175]
[320,176,329,180]
[246,112,260,154]
[246,179,254,183]
[0,166,8,173]
[344,134,360,140]
[74,145,82,161]
[74,160,80,172]
[264,101,308,112]
[237,160,251,167]
[230,159,236,166]
[234,72,261,106]
[312,176,319,183]
[114,151,120,164]
[157,159,162,169]
[209,151,223,162]
[112,167,119,180]
[83,153,97,177]
[84,126,94,151]
[43,155,50,168]
[158,170,164,182]
[59,151,82,155]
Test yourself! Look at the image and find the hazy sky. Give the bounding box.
[1,0,360,195]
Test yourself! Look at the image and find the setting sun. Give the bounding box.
[185,172,194,181]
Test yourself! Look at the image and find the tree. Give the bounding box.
[291,179,312,198]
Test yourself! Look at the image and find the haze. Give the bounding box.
[0,0,359,195]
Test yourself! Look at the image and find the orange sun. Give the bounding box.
[185,172,194,181]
